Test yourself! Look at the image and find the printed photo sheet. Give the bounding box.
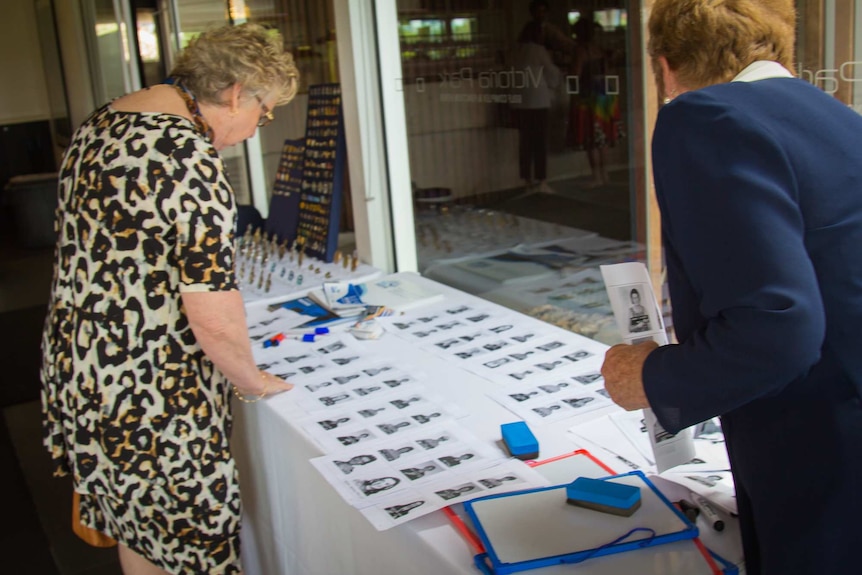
[486,361,614,426]
[382,301,610,389]
[310,424,550,530]
[298,389,462,452]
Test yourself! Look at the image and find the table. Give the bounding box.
[232,277,744,575]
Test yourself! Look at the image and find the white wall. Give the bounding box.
[0,0,51,125]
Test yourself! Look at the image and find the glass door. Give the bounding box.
[392,0,645,343]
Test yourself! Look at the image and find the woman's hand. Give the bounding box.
[600,341,658,410]
[258,370,293,395]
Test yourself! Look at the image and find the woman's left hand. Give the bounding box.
[260,370,294,395]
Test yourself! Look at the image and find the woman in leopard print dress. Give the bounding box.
[40,24,297,575]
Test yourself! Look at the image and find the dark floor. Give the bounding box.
[0,231,122,575]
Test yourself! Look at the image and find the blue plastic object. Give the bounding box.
[501,421,539,460]
[566,477,641,515]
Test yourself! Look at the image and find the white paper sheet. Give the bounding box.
[600,262,696,473]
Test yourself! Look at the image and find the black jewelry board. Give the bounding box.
[265,138,305,245]
[296,83,346,262]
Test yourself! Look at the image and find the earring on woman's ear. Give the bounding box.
[663,89,678,105]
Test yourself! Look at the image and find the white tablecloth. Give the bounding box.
[232,277,743,575]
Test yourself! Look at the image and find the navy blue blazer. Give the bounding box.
[643,78,862,574]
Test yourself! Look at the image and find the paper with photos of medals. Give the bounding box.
[310,424,549,530]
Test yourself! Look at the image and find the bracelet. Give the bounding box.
[232,372,268,404]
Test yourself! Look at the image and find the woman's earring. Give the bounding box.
[662,89,677,105]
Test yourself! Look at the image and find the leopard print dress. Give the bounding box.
[40,104,242,573]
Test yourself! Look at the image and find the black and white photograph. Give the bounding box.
[455,348,487,360]
[508,370,535,381]
[317,341,347,354]
[356,476,402,497]
[318,416,351,430]
[435,482,481,501]
[334,454,377,475]
[538,382,570,393]
[478,475,521,489]
[382,377,410,388]
[511,332,538,343]
[338,431,375,446]
[536,340,565,352]
[621,285,652,333]
[417,435,451,450]
[509,391,540,402]
[411,412,443,424]
[439,452,475,467]
[385,501,425,519]
[561,396,596,409]
[483,357,512,369]
[488,324,514,334]
[306,381,334,393]
[411,329,439,338]
[377,420,414,435]
[532,404,563,418]
[573,372,604,385]
[563,350,594,362]
[434,338,461,350]
[391,396,422,409]
[399,461,443,481]
[483,340,511,352]
[363,366,393,377]
[536,360,564,371]
[379,446,416,461]
[358,407,387,418]
[320,393,353,407]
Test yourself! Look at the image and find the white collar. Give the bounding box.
[732,61,794,83]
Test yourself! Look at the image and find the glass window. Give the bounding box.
[396,0,643,344]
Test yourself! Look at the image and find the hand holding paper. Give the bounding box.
[601,341,657,411]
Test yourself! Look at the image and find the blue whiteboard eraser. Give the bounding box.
[566,477,642,516]
[501,421,539,460]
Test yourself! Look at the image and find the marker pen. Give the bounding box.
[692,493,725,532]
[677,499,700,523]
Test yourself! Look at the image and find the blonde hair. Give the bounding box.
[648,0,796,90]
[170,23,299,106]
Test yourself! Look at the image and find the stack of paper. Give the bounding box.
[319,272,444,313]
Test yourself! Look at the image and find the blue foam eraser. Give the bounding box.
[501,421,539,460]
[565,477,641,516]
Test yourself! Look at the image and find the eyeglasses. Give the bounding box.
[254,95,275,127]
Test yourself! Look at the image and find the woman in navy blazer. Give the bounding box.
[601,1,862,573]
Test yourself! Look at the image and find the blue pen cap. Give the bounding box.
[301,334,316,342]
[314,327,330,335]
